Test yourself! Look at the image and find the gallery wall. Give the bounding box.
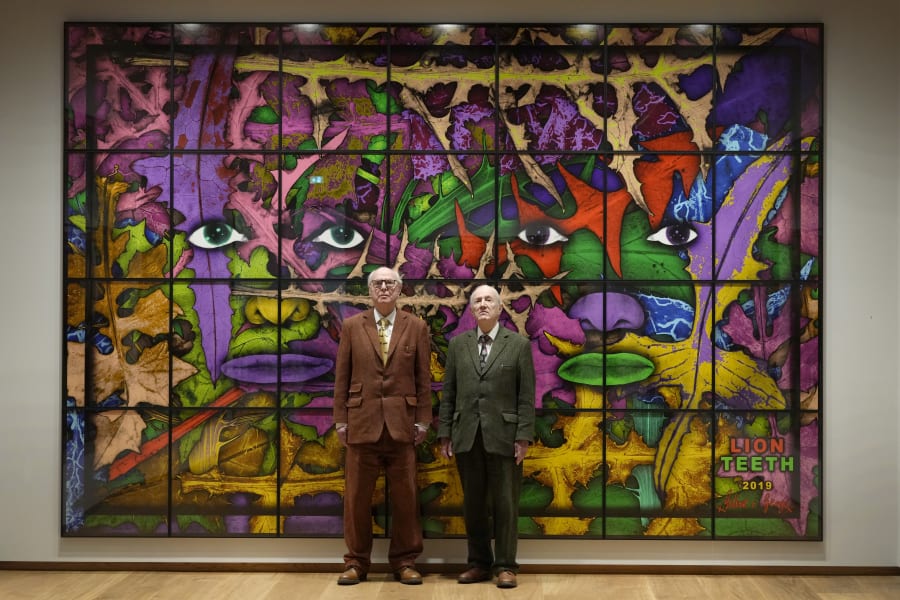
[0,0,898,567]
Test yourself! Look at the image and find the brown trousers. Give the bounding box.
[342,428,422,573]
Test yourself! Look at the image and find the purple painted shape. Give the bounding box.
[526,303,584,355]
[283,492,343,535]
[223,492,254,534]
[524,303,582,409]
[398,243,438,280]
[714,51,795,139]
[798,335,819,392]
[169,50,240,383]
[288,403,335,437]
[568,292,646,332]
[715,145,792,280]
[221,353,334,384]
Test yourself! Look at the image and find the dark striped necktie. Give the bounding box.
[479,334,491,369]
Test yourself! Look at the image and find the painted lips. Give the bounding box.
[558,351,655,386]
[221,353,334,386]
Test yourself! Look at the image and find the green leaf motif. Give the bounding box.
[519,478,553,510]
[249,105,279,124]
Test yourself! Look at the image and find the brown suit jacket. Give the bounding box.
[333,308,432,444]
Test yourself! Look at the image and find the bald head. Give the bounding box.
[469,285,502,333]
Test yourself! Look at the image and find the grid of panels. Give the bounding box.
[62,23,822,539]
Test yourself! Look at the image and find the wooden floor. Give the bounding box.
[1,570,899,599]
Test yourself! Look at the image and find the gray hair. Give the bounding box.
[468,284,501,306]
[367,267,403,286]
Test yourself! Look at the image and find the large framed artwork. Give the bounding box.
[63,23,822,539]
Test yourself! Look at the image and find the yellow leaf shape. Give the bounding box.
[645,517,706,537]
[527,429,605,512]
[533,516,593,536]
[430,350,445,383]
[716,350,787,411]
[66,341,86,407]
[188,411,264,475]
[801,286,819,342]
[292,429,345,475]
[92,410,146,469]
[606,429,657,487]
[661,416,713,511]
[92,286,197,409]
[94,173,131,280]
[543,330,583,357]
[218,426,269,477]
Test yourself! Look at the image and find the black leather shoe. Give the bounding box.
[337,566,366,585]
[458,566,492,583]
[394,566,423,585]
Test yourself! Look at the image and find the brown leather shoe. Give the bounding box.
[457,566,492,583]
[496,570,517,588]
[394,566,423,585]
[337,566,366,585]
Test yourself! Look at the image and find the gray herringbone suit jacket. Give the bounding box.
[438,326,535,455]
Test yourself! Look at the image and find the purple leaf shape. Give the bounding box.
[714,136,793,280]
[115,187,170,239]
[721,287,793,364]
[526,303,582,408]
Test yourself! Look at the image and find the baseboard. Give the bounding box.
[1,562,898,575]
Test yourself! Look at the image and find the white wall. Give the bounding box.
[1,0,897,567]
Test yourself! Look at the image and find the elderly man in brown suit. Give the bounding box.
[438,284,536,589]
[332,266,432,586]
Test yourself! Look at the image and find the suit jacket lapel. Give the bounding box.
[363,310,382,360]
[482,328,509,373]
[387,311,409,364]
[463,330,481,372]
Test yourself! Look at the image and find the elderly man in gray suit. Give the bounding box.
[438,285,536,589]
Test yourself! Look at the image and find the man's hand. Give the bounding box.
[414,424,428,446]
[514,440,529,465]
[440,437,454,459]
[336,425,348,447]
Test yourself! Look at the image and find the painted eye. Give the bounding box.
[517,223,569,246]
[646,223,698,247]
[313,224,364,249]
[187,222,248,249]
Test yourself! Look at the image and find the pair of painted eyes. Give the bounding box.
[519,221,699,247]
[188,221,698,250]
[188,223,363,250]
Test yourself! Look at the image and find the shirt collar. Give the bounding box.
[478,322,500,341]
[374,308,396,324]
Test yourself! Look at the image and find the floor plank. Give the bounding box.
[0,571,898,599]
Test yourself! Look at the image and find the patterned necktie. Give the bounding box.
[378,317,390,365]
[479,334,491,370]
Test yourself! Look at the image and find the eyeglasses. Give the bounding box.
[370,279,400,290]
